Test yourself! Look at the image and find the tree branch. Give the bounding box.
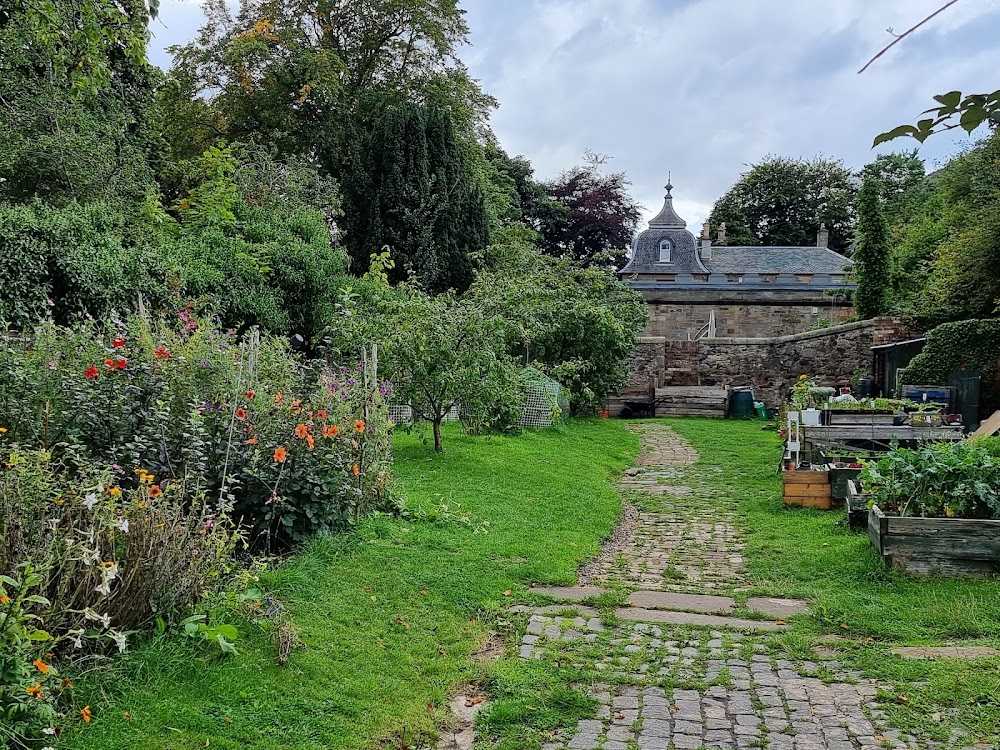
[858,0,962,74]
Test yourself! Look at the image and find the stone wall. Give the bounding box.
[637,287,855,340]
[697,321,879,407]
[612,319,919,412]
[646,300,855,340]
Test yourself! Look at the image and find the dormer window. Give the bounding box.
[659,239,672,262]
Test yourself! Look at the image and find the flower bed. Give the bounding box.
[0,311,393,744]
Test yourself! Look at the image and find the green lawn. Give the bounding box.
[64,420,638,750]
[63,417,1000,749]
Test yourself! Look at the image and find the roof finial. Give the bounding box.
[665,171,673,197]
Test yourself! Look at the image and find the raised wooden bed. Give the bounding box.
[828,464,863,501]
[824,410,897,426]
[845,479,870,531]
[868,505,1000,575]
[782,468,832,510]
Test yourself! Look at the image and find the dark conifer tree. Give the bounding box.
[854,178,891,319]
[340,104,486,293]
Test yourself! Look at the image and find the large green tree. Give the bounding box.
[164,0,494,158]
[853,179,891,319]
[0,0,161,206]
[707,156,858,255]
[339,104,487,293]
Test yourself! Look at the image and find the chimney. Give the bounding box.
[700,222,713,260]
[717,222,727,246]
[817,222,829,248]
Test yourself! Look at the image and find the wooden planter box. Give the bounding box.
[845,479,870,531]
[828,464,863,501]
[868,505,1000,575]
[824,410,897,426]
[782,468,832,510]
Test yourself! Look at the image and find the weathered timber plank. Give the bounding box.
[782,472,830,484]
[884,517,1000,538]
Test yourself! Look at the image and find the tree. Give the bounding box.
[854,179,891,319]
[0,0,160,206]
[537,158,643,269]
[858,151,927,224]
[164,0,494,157]
[339,104,487,293]
[370,286,520,452]
[707,156,858,255]
[471,242,648,414]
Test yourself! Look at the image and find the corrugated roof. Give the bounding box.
[706,246,853,275]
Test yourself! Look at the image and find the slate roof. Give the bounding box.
[706,246,853,275]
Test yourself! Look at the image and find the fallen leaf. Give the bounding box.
[123,711,133,722]
[775,620,787,626]
[840,622,849,630]
[223,716,232,724]
[465,696,485,707]
[896,695,908,703]
[503,590,512,596]
[420,590,428,596]
[370,595,377,602]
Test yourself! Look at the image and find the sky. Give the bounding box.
[149,0,1000,232]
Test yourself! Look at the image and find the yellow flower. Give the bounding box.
[108,487,122,498]
[0,426,7,433]
[33,659,51,674]
[945,506,955,517]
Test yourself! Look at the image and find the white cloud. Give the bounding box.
[150,0,1000,233]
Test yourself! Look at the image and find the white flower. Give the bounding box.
[83,492,98,510]
[102,561,119,581]
[43,727,56,735]
[110,630,127,653]
[95,581,111,596]
[68,628,84,649]
[84,608,111,629]
[116,518,129,534]
[42,746,55,750]
[79,547,100,567]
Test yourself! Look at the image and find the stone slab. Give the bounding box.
[532,585,606,601]
[509,605,600,617]
[891,646,1000,660]
[616,607,786,631]
[628,591,735,614]
[745,597,809,617]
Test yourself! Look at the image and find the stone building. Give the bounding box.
[619,182,856,339]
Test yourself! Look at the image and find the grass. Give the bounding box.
[61,417,1000,749]
[64,420,639,750]
[664,418,1000,744]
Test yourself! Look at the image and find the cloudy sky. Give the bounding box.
[149,0,1000,230]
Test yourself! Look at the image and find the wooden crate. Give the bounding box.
[782,469,833,510]
[869,505,1000,575]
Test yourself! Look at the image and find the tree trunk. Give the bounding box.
[432,418,443,453]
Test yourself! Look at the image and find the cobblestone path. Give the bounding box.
[583,424,748,593]
[513,424,988,750]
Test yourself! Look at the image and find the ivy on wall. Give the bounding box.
[900,319,1000,414]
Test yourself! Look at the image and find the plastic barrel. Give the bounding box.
[857,377,874,398]
[729,388,755,418]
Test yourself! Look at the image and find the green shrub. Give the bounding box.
[0,201,164,329]
[898,318,1000,414]
[861,442,1000,519]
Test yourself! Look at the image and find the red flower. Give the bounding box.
[235,408,247,420]
[316,409,328,420]
[84,365,99,379]
[105,358,116,369]
[115,359,127,370]
[246,389,256,400]
[352,464,360,477]
[154,347,170,360]
[112,336,126,349]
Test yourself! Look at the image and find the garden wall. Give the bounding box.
[612,318,919,411]
[697,320,880,407]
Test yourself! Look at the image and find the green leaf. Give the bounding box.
[873,125,920,147]
[933,90,962,110]
[27,629,51,641]
[959,105,989,133]
[215,624,239,641]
